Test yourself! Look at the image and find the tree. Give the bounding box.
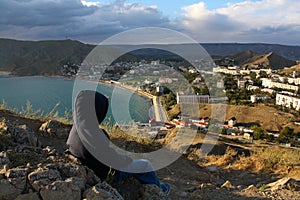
[259,71,268,78]
[277,127,294,143]
[251,126,265,140]
[221,127,227,135]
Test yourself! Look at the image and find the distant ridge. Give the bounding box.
[216,50,297,69]
[201,43,300,61]
[0,38,300,75]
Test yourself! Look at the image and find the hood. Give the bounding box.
[75,90,109,125]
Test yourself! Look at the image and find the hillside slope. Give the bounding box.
[0,109,300,199]
[217,50,296,69]
[0,39,94,76]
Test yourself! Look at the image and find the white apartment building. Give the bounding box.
[261,78,299,92]
[276,93,300,110]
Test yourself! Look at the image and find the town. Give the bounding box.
[62,55,300,148]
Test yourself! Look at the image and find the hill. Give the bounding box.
[0,38,94,76]
[202,43,300,61]
[0,109,300,199]
[217,50,297,69]
[1,38,300,75]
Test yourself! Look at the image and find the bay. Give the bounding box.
[0,76,151,124]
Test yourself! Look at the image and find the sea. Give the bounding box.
[0,76,152,124]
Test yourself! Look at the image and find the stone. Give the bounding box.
[85,166,101,186]
[242,185,258,192]
[0,151,10,169]
[28,168,62,191]
[221,180,235,189]
[59,163,86,179]
[206,165,218,172]
[0,179,21,200]
[15,193,40,200]
[0,118,13,133]
[65,176,86,191]
[142,184,168,200]
[83,181,124,200]
[5,167,29,191]
[39,120,70,138]
[267,177,291,192]
[113,177,143,199]
[9,124,39,147]
[40,180,81,200]
[42,146,60,157]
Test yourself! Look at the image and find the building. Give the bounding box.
[261,78,299,92]
[276,93,300,110]
[176,93,209,104]
[228,117,237,127]
[151,60,160,65]
[250,95,270,103]
[238,79,246,89]
[217,80,224,88]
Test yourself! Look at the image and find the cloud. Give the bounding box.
[0,0,171,43]
[181,0,300,45]
[1,0,300,45]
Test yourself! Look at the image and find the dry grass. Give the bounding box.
[199,104,296,132]
[200,145,300,175]
[106,125,162,153]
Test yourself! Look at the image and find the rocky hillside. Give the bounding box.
[0,110,300,200]
[216,50,297,69]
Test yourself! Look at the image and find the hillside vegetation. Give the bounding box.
[0,38,94,76]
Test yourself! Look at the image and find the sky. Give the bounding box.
[1,0,300,45]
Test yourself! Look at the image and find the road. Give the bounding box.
[152,97,168,122]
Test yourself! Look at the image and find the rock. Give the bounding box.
[28,168,62,191]
[0,179,21,200]
[42,146,58,156]
[15,193,40,200]
[5,167,29,191]
[285,178,300,191]
[0,151,10,170]
[0,118,13,133]
[206,165,218,172]
[196,171,210,182]
[65,176,86,191]
[242,185,258,192]
[40,180,81,200]
[13,124,39,146]
[113,177,143,199]
[214,178,225,186]
[237,185,247,190]
[59,163,86,178]
[85,166,101,186]
[83,181,124,200]
[39,120,70,138]
[178,191,188,198]
[221,180,235,189]
[142,184,168,200]
[267,177,299,192]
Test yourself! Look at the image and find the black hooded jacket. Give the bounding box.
[66,90,132,179]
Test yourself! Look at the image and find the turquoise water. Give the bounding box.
[0,76,151,123]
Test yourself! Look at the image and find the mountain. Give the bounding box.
[0,38,94,76]
[217,50,297,69]
[202,43,300,61]
[1,38,300,75]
